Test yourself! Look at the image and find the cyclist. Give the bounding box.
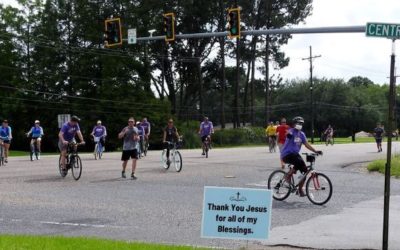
[281,116,322,197]
[26,120,44,159]
[58,116,85,176]
[163,119,180,164]
[118,117,139,179]
[136,121,145,157]
[199,116,214,155]
[324,125,334,146]
[0,120,12,163]
[265,121,277,151]
[374,123,385,152]
[276,118,289,168]
[141,117,151,141]
[91,120,107,155]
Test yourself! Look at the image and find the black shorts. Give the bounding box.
[121,149,138,161]
[2,140,10,144]
[282,153,307,173]
[201,135,210,142]
[375,138,382,144]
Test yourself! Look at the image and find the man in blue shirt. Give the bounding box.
[58,116,85,176]
[0,120,12,163]
[281,116,322,196]
[26,120,44,159]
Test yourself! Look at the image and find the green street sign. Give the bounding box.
[366,22,400,39]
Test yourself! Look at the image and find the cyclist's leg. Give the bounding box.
[201,135,206,154]
[3,142,10,161]
[290,154,307,195]
[58,140,68,170]
[36,138,42,152]
[131,149,138,176]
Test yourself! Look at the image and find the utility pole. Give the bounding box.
[234,0,240,128]
[383,39,396,250]
[302,46,321,144]
[198,57,203,116]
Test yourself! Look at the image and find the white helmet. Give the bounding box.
[35,120,40,124]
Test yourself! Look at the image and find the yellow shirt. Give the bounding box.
[265,125,277,136]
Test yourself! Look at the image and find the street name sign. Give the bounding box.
[366,22,400,39]
[201,186,272,240]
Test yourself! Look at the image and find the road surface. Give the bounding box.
[0,143,399,249]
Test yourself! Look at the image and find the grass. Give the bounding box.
[314,137,377,145]
[0,235,211,250]
[367,156,400,178]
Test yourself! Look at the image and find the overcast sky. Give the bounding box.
[2,0,399,84]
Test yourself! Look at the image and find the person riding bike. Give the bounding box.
[281,116,322,197]
[136,121,145,156]
[91,120,107,153]
[324,125,334,146]
[199,116,214,155]
[265,121,277,151]
[0,120,12,163]
[163,119,180,164]
[58,116,85,176]
[26,120,44,159]
[141,117,151,142]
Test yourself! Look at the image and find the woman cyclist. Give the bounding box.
[281,116,322,197]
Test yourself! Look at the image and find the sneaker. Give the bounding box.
[202,152,205,155]
[121,171,126,178]
[131,173,137,180]
[60,168,67,177]
[296,189,306,197]
[37,154,41,160]
[4,158,8,163]
[166,159,171,166]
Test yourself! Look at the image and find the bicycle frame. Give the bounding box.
[285,154,318,191]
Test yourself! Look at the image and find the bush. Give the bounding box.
[213,126,265,146]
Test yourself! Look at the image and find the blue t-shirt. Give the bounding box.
[141,121,151,134]
[29,126,44,138]
[60,122,80,142]
[92,125,106,137]
[137,125,145,138]
[281,128,307,158]
[0,126,11,140]
[200,121,213,137]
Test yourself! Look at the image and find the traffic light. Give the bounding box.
[228,8,240,39]
[163,13,175,42]
[104,18,122,47]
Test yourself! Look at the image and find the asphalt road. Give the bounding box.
[0,143,399,249]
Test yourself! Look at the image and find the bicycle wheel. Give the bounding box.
[306,173,333,205]
[268,170,291,201]
[58,155,67,177]
[97,143,102,160]
[173,151,182,172]
[143,141,148,156]
[161,149,170,169]
[94,144,98,160]
[71,155,82,181]
[205,145,209,158]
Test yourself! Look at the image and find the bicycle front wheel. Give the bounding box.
[161,149,170,169]
[71,155,82,181]
[268,170,291,201]
[306,173,332,205]
[58,155,67,177]
[173,151,182,172]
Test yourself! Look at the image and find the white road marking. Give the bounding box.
[246,181,269,187]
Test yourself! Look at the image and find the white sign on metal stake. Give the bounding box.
[128,29,137,44]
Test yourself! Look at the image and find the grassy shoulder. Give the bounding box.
[367,156,400,178]
[0,235,211,250]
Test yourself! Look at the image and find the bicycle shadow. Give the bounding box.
[272,200,328,209]
[24,176,71,183]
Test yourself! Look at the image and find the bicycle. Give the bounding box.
[267,153,333,205]
[202,135,211,158]
[29,137,40,161]
[268,136,277,153]
[143,136,149,156]
[58,142,84,180]
[0,140,4,166]
[93,136,104,160]
[161,140,182,172]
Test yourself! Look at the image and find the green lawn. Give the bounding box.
[0,235,211,250]
[367,156,400,178]
[314,137,378,145]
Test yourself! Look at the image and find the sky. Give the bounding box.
[2,0,400,84]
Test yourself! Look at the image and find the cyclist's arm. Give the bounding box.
[162,130,167,142]
[58,131,67,143]
[176,129,180,139]
[40,127,44,136]
[9,127,12,140]
[304,141,320,154]
[76,130,84,143]
[118,128,126,139]
[210,122,214,134]
[147,124,151,135]
[103,126,107,137]
[27,127,33,136]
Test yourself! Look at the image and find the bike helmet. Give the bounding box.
[292,116,304,124]
[35,120,40,124]
[71,115,80,122]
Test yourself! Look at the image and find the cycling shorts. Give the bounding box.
[201,135,211,142]
[282,153,307,174]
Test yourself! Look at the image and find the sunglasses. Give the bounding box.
[128,121,134,123]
